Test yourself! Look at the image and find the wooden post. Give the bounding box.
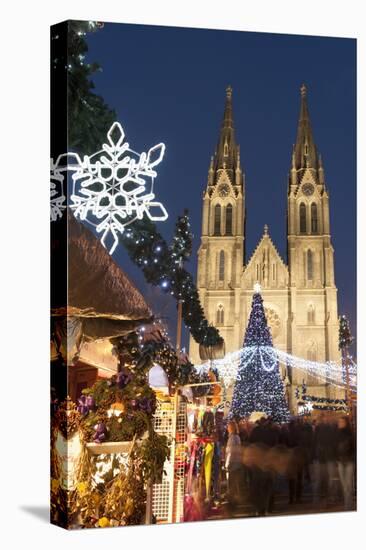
[168,391,179,523]
[145,483,153,525]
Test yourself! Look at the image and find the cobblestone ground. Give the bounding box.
[206,477,356,521]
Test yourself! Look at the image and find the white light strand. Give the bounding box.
[50,122,168,255]
[194,345,357,390]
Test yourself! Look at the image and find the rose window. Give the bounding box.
[264,307,281,339]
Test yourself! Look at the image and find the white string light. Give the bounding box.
[194,345,357,390]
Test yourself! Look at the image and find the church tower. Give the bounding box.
[189,86,245,363]
[287,84,340,393]
[190,84,342,409]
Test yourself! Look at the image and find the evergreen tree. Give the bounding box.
[230,288,290,423]
[338,315,354,350]
[338,314,354,385]
[51,21,223,348]
[51,20,116,156]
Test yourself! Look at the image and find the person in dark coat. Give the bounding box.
[248,418,277,515]
[298,419,313,483]
[335,416,355,510]
[312,415,337,502]
[225,421,243,508]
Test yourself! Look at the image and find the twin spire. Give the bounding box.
[294,83,318,169]
[209,84,325,188]
[211,85,241,183]
[291,83,325,186]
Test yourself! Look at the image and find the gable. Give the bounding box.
[242,234,288,290]
[210,170,236,200]
[295,168,318,198]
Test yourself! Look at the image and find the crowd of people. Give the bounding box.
[224,414,356,516]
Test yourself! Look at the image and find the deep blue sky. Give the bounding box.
[85,22,356,352]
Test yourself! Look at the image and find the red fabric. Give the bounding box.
[184,495,203,522]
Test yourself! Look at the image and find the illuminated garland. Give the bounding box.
[121,213,223,347]
[195,345,357,390]
[51,20,222,348]
[312,404,348,411]
[304,395,347,405]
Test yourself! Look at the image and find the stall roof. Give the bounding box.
[51,212,152,339]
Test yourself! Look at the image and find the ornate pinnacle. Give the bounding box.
[291,144,296,170]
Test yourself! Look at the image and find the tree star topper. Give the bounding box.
[50,122,168,255]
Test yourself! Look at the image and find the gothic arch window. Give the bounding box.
[299,203,307,234]
[272,263,277,281]
[214,204,221,235]
[307,249,313,280]
[224,142,229,157]
[306,342,317,384]
[308,304,315,324]
[311,203,318,234]
[219,250,225,281]
[216,304,224,325]
[225,204,233,235]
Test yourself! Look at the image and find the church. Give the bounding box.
[189,85,341,410]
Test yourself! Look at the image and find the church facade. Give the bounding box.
[189,85,341,410]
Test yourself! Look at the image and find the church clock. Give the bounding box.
[302,182,315,196]
[218,184,230,197]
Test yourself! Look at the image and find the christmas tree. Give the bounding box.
[338,314,354,386]
[338,315,354,351]
[229,286,290,423]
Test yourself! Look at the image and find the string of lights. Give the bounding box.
[194,345,357,390]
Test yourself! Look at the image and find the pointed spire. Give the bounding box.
[222,85,234,128]
[291,144,296,169]
[318,153,325,185]
[213,85,239,180]
[294,83,318,172]
[207,155,215,186]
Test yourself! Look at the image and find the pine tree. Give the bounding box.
[338,314,354,385]
[51,22,222,348]
[338,315,354,350]
[229,288,290,423]
[51,20,116,156]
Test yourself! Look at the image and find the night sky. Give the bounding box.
[85,22,356,353]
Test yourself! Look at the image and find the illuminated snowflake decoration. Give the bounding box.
[50,156,67,221]
[50,122,168,254]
